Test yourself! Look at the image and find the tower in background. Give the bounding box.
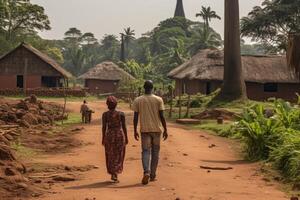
[174,0,185,18]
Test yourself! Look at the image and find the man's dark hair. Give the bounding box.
[144,80,153,93]
[83,100,87,104]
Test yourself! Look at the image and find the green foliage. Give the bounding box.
[241,0,300,51]
[196,6,221,30]
[46,47,64,64]
[269,130,300,182]
[233,99,300,182]
[0,0,50,41]
[237,104,284,160]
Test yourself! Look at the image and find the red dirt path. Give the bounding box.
[30,100,288,200]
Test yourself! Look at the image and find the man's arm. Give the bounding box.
[133,112,140,141]
[159,110,168,141]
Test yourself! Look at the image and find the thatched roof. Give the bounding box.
[168,49,300,83]
[0,43,72,78]
[79,61,135,81]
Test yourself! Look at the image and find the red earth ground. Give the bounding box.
[26,100,288,200]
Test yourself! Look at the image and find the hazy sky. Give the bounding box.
[31,0,264,41]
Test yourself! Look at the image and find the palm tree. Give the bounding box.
[120,33,125,62]
[188,27,222,55]
[196,6,221,30]
[120,27,135,61]
[215,0,247,101]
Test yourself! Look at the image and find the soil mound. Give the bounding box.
[0,95,66,127]
[191,109,238,121]
[0,96,70,199]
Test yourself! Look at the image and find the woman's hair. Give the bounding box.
[106,96,118,110]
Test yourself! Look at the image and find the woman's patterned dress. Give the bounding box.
[104,110,126,175]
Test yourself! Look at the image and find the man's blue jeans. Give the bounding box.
[141,133,161,177]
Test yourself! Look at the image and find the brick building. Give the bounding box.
[168,49,300,102]
[0,43,72,89]
[79,61,134,94]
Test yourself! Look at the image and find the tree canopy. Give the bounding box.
[241,0,300,52]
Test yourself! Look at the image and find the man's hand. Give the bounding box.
[163,131,168,141]
[134,131,140,141]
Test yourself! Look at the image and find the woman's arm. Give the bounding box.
[121,112,128,145]
[102,112,107,146]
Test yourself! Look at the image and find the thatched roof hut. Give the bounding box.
[168,49,300,101]
[79,61,134,81]
[168,49,299,83]
[0,43,72,89]
[79,61,134,93]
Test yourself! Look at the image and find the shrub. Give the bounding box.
[234,99,300,182]
[269,130,300,182]
[237,104,284,160]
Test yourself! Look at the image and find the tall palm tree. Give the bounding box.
[120,33,125,62]
[188,27,222,55]
[215,0,247,101]
[196,6,221,30]
[120,27,135,61]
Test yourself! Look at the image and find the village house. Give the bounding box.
[168,49,300,101]
[79,61,134,94]
[0,43,72,89]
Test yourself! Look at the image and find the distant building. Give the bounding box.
[79,61,134,94]
[174,0,185,18]
[0,43,72,89]
[168,49,300,101]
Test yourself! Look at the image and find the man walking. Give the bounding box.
[132,80,168,185]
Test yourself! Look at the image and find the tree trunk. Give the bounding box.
[120,34,125,62]
[287,34,300,80]
[174,0,185,18]
[215,0,247,101]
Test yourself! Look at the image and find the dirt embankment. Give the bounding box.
[0,96,82,199]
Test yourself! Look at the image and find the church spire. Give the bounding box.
[174,0,185,18]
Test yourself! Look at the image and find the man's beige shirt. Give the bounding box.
[132,94,165,133]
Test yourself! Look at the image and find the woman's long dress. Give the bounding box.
[104,111,126,175]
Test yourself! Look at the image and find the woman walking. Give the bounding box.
[102,96,128,182]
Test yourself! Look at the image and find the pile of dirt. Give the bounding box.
[0,142,33,199]
[0,95,66,128]
[0,96,76,199]
[191,109,238,121]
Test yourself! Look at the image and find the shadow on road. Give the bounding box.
[66,181,144,190]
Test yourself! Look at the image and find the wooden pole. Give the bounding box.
[61,78,67,125]
[185,95,191,118]
[23,58,28,96]
[169,89,174,118]
[178,94,182,119]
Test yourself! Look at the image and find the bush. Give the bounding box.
[269,130,300,182]
[234,99,300,182]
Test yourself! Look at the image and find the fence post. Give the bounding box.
[185,95,191,118]
[178,94,182,119]
[169,89,173,118]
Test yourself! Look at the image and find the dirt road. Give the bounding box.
[31,100,288,200]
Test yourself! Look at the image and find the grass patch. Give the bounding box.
[192,120,237,137]
[11,142,37,158]
[55,112,82,127]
